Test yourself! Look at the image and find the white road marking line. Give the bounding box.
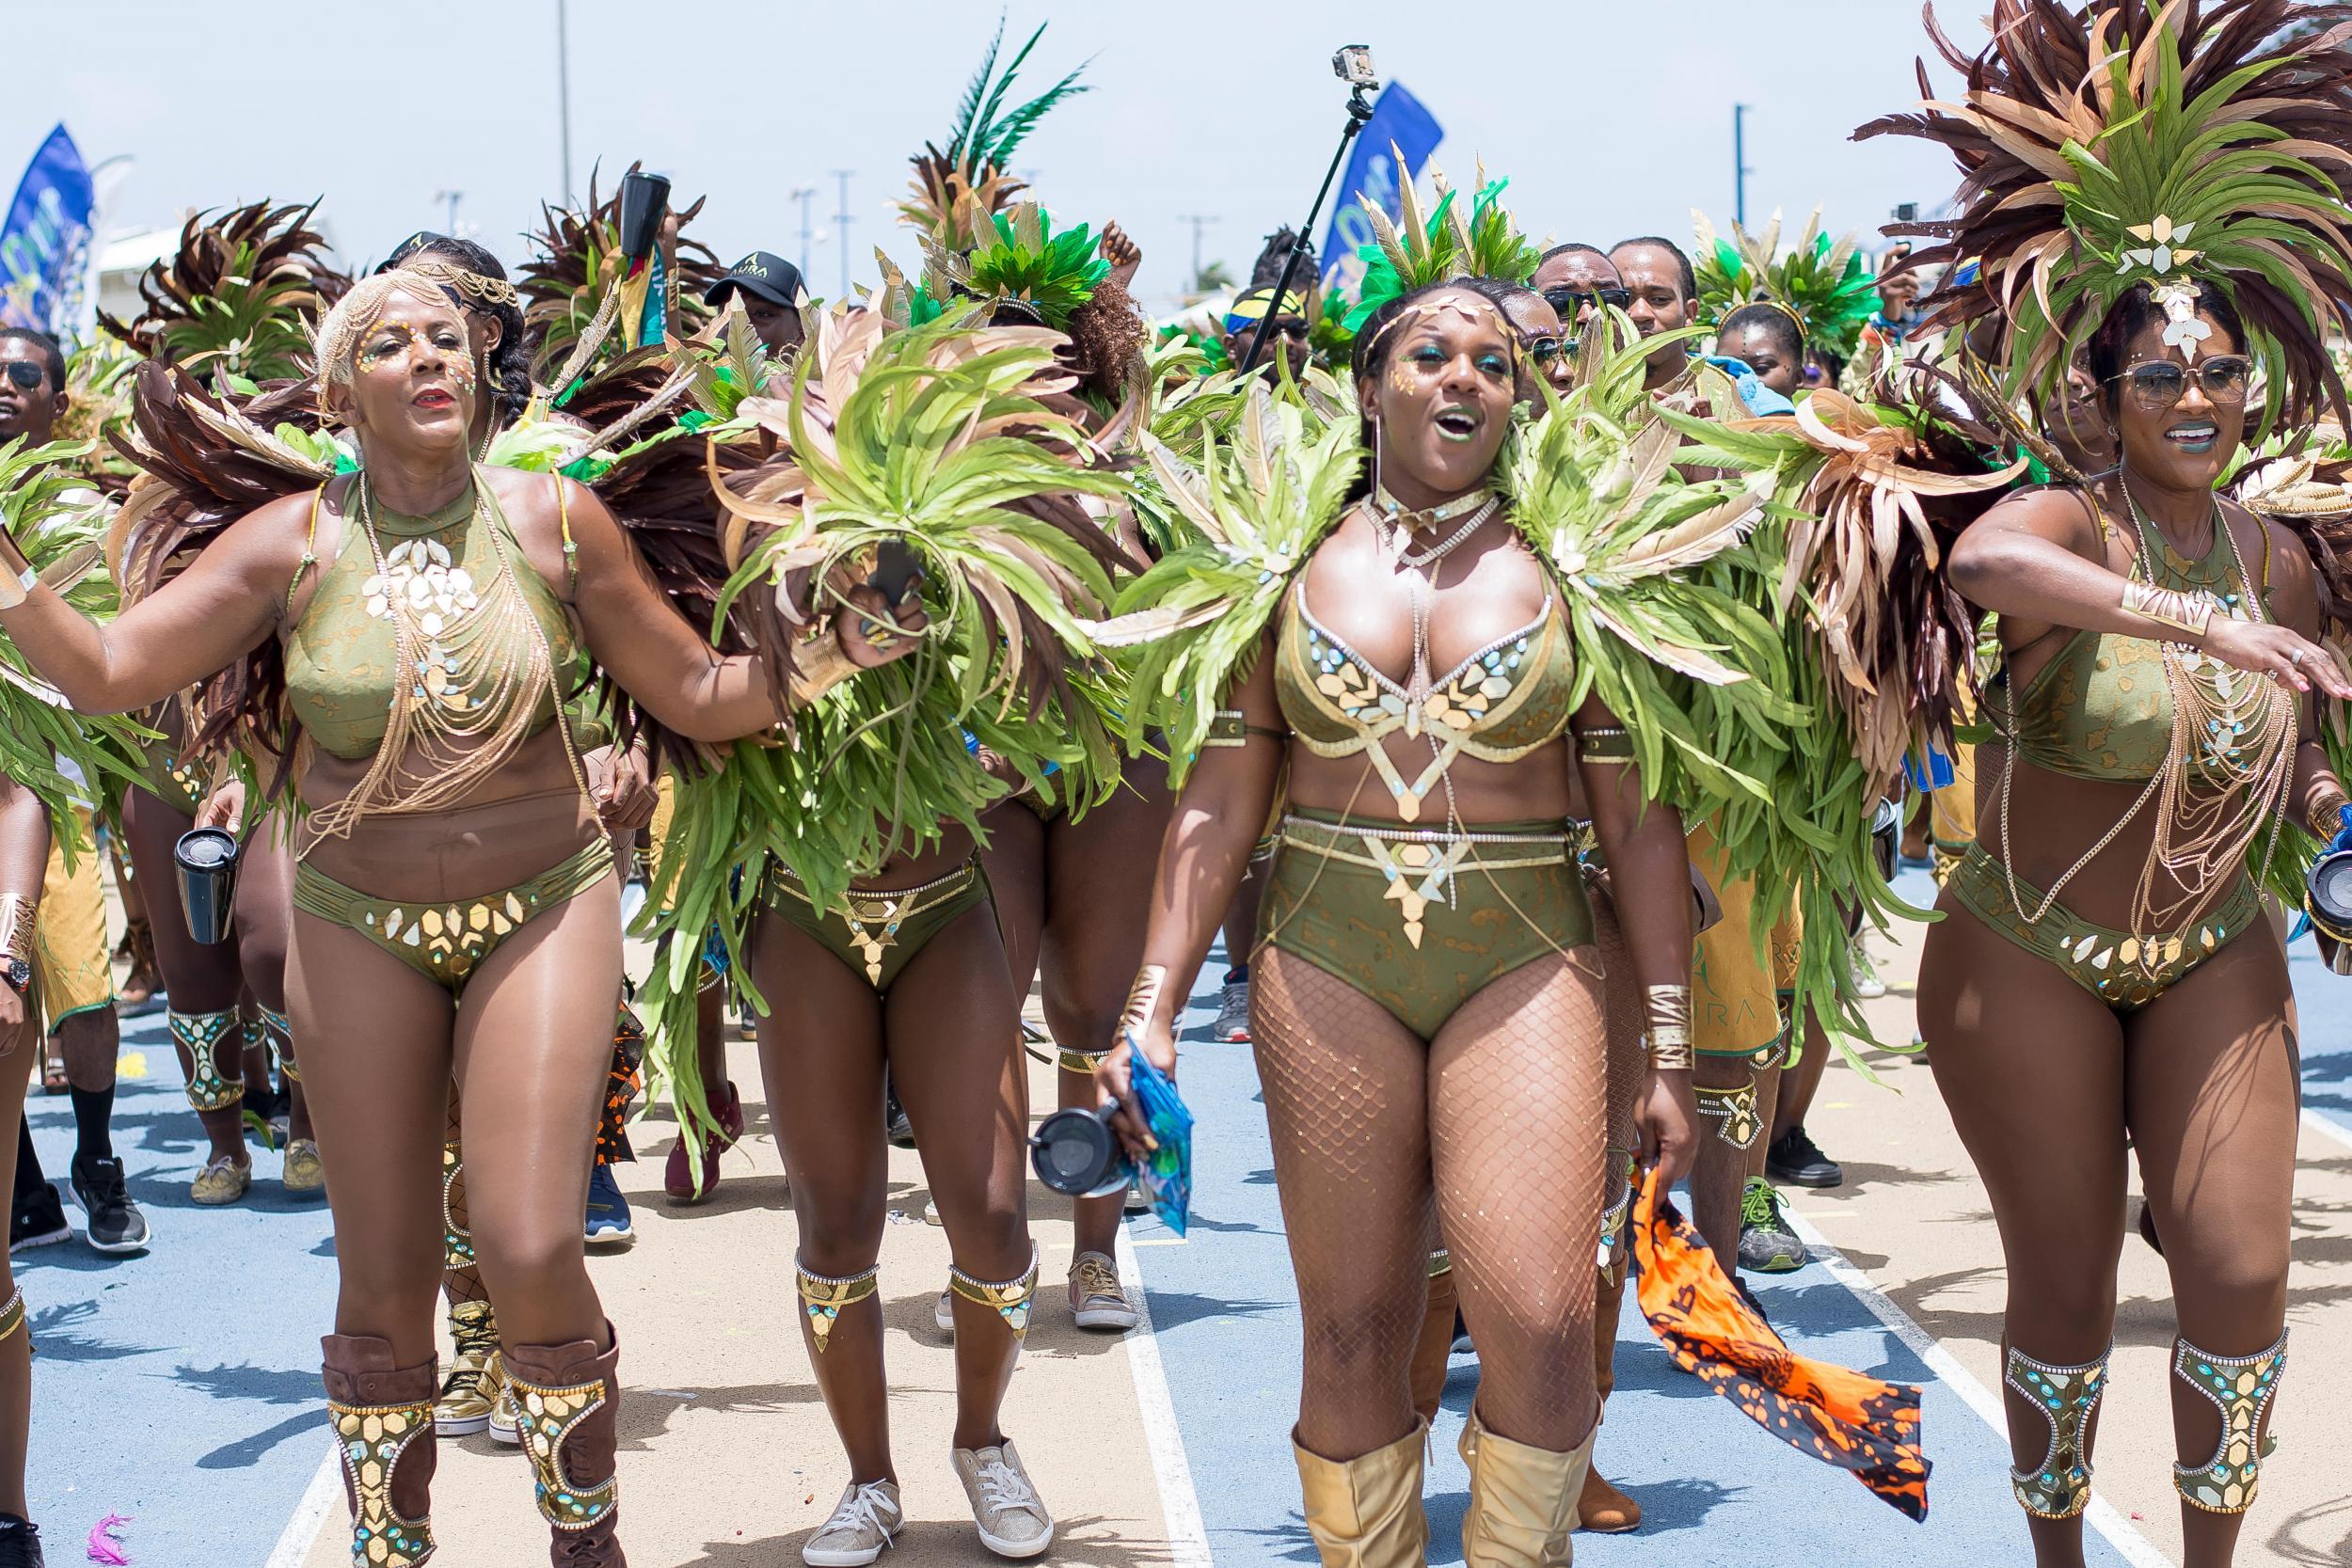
[262,1442,341,1568]
[2303,1104,2352,1154]
[1116,1221,1215,1568]
[1783,1209,2175,1568]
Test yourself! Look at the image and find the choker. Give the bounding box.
[1374,484,1495,534]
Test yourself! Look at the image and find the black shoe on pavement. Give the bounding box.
[69,1155,151,1255]
[0,1512,42,1566]
[1765,1124,1845,1189]
[8,1183,69,1254]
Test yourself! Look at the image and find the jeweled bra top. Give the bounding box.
[284,482,580,761]
[1994,513,2269,784]
[1272,577,1579,821]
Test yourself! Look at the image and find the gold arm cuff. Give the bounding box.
[2307,790,2351,841]
[0,894,34,967]
[787,627,859,707]
[1644,983,1693,1069]
[2121,580,2214,641]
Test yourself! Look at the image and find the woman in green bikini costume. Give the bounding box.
[0,270,917,1566]
[1875,5,2352,1562]
[1097,279,1733,1565]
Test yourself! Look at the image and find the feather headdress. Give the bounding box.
[1692,207,1879,361]
[1345,157,1540,330]
[96,200,349,387]
[1855,0,2352,436]
[898,18,1089,246]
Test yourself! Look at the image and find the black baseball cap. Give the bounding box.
[707,251,806,309]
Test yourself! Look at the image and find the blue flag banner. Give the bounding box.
[1319,84,1443,303]
[0,125,94,333]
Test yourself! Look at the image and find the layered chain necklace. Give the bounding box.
[1369,484,1501,830]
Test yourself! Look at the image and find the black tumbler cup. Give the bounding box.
[1030,1102,1132,1198]
[174,827,241,945]
[617,171,671,264]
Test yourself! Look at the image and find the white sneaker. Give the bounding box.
[1212,977,1250,1042]
[935,1290,956,1335]
[952,1439,1054,1559]
[1849,942,1887,1000]
[1068,1251,1138,1331]
[803,1478,904,1567]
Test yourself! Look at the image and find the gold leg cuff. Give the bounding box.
[797,1259,879,1355]
[948,1245,1040,1342]
[169,1008,245,1112]
[2172,1331,2286,1514]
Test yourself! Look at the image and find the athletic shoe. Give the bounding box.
[584,1164,633,1245]
[436,1302,502,1436]
[282,1139,326,1197]
[952,1440,1054,1559]
[884,1081,915,1149]
[188,1153,250,1206]
[68,1155,149,1255]
[488,1375,521,1444]
[8,1184,70,1253]
[934,1291,956,1335]
[1068,1252,1137,1332]
[0,1512,41,1566]
[1737,1178,1806,1275]
[663,1081,744,1204]
[1450,1308,1473,1357]
[1764,1125,1844,1190]
[1848,942,1888,1001]
[1212,977,1250,1043]
[803,1479,903,1567]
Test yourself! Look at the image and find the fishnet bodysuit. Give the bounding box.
[1254,941,1606,1459]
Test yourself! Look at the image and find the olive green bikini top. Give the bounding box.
[1273,579,1579,820]
[284,480,580,761]
[1994,508,2268,784]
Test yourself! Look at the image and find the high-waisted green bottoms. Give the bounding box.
[292,838,613,996]
[765,859,992,992]
[1260,808,1593,1041]
[1946,844,2262,1013]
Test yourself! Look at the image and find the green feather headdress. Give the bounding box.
[899,18,1089,245]
[1344,156,1541,330]
[928,203,1112,331]
[1692,206,1878,361]
[1857,0,2352,437]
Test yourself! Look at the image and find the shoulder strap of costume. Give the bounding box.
[286,484,326,617]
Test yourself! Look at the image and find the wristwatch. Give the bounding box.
[1,958,29,997]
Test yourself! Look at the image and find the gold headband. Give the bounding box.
[398,258,520,310]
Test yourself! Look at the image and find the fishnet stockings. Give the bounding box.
[1591,893,1643,1257]
[441,1095,488,1308]
[1254,944,1606,1459]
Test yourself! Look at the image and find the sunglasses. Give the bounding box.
[1541,284,1630,316]
[2108,355,2251,411]
[1524,335,1565,366]
[1,361,44,390]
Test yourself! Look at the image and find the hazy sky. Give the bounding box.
[12,1,1979,310]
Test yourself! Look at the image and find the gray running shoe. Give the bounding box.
[1737,1178,1806,1274]
[1211,977,1250,1042]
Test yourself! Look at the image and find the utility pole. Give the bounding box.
[830,170,855,298]
[1177,214,1218,293]
[790,185,817,277]
[556,0,575,207]
[1733,103,1754,228]
[434,189,464,236]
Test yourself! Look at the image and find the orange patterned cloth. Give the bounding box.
[1631,1166,1931,1519]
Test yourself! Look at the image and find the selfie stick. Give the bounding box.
[1238,47,1382,374]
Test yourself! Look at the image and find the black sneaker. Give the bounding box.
[70,1155,151,1255]
[0,1512,41,1566]
[884,1082,915,1149]
[1765,1124,1844,1189]
[8,1183,70,1254]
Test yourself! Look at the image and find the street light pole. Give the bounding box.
[556,0,575,207]
[790,185,817,277]
[434,189,464,236]
[1177,214,1218,293]
[831,169,855,299]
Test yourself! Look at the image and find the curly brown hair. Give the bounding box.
[1063,275,1148,400]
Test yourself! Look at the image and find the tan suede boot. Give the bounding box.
[1458,1405,1593,1567]
[1293,1421,1429,1567]
[1578,1266,1640,1532]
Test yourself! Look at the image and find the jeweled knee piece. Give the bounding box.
[2172,1331,2285,1514]
[948,1245,1041,1342]
[332,1399,437,1565]
[797,1259,878,1354]
[258,1005,296,1080]
[169,1007,244,1112]
[0,1286,24,1346]
[2004,1344,2108,1519]
[508,1374,618,1530]
[1695,1076,1763,1148]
